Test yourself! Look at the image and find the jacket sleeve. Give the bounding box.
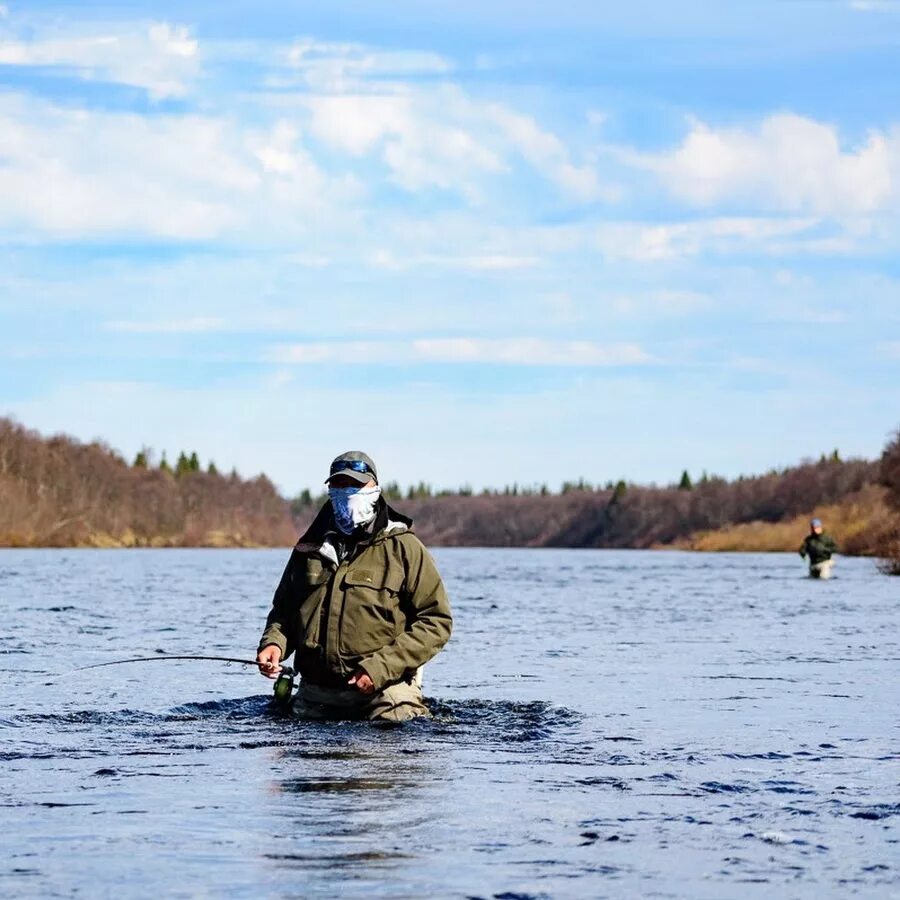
[823,535,838,553]
[799,538,808,558]
[358,536,453,690]
[257,551,299,660]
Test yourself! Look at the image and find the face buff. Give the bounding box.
[329,485,382,535]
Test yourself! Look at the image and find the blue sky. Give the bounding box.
[1,0,898,495]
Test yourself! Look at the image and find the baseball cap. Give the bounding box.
[326,451,378,485]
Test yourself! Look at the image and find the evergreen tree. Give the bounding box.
[189,451,200,472]
[678,470,693,491]
[831,448,841,463]
[159,452,172,474]
[175,451,191,477]
[405,481,432,500]
[289,489,315,517]
[133,448,149,468]
[612,480,627,503]
[207,461,219,476]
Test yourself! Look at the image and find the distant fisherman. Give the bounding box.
[256,451,452,721]
[799,518,838,579]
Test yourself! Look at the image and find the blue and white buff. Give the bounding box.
[329,485,382,535]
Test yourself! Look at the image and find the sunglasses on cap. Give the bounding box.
[329,459,374,477]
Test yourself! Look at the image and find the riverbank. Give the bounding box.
[2,416,897,565]
[0,529,273,549]
[664,484,897,555]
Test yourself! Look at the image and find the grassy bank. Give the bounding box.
[666,484,896,554]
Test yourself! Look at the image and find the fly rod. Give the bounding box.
[78,655,295,677]
[76,655,296,704]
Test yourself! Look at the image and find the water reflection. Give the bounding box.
[278,777,410,793]
[262,850,410,868]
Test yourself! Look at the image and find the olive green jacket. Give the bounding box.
[799,532,838,564]
[258,503,452,691]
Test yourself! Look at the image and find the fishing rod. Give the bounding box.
[77,654,293,675]
[77,655,296,703]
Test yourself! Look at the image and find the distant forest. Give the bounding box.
[0,418,294,547]
[294,441,898,565]
[1,416,898,569]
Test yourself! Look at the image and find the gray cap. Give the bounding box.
[326,450,378,485]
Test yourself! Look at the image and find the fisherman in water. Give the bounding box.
[256,452,452,721]
[799,518,838,579]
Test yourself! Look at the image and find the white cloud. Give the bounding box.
[286,38,451,92]
[414,338,650,365]
[487,104,606,201]
[249,119,328,199]
[300,77,603,202]
[0,23,608,218]
[2,22,895,264]
[305,92,505,194]
[641,114,896,215]
[269,338,651,367]
[0,95,366,240]
[306,94,410,155]
[0,19,198,99]
[0,95,257,238]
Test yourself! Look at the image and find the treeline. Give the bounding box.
[291,453,847,508]
[0,418,295,547]
[290,444,897,561]
[2,415,897,568]
[372,456,884,549]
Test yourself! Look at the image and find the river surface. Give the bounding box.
[1,548,898,898]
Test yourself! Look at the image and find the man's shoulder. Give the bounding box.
[388,528,424,548]
[384,529,434,560]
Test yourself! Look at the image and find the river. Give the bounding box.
[1,548,897,898]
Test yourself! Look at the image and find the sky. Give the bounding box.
[0,0,898,496]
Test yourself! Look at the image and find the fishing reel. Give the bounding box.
[272,667,296,708]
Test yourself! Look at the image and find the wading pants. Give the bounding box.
[293,674,429,722]
[810,559,835,579]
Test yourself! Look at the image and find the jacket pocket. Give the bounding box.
[298,563,331,647]
[338,565,404,656]
[303,558,330,589]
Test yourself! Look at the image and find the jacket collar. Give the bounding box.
[294,500,412,562]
